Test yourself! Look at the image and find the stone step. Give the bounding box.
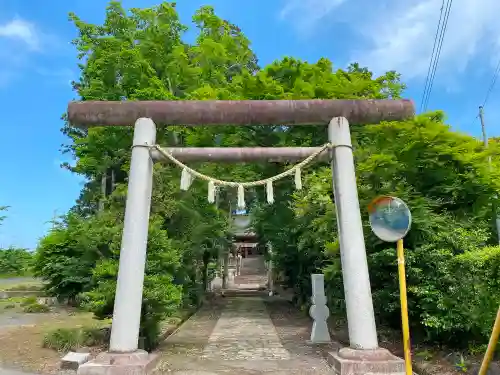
[221,289,268,297]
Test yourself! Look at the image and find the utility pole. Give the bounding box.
[479,106,490,151]
[479,106,500,244]
[51,209,58,229]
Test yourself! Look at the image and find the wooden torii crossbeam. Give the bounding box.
[68,99,415,375]
[68,99,414,162]
[68,99,414,127]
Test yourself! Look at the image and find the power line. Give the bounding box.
[423,0,453,111]
[467,114,479,129]
[420,0,445,113]
[468,48,500,129]
[481,56,500,109]
[420,0,453,112]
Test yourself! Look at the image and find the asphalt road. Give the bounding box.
[0,277,39,286]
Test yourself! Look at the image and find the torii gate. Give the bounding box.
[68,99,414,375]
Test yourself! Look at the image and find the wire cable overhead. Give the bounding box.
[420,0,453,113]
[481,57,500,109]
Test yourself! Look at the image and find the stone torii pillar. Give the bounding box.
[68,99,414,375]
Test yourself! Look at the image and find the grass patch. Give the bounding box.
[3,296,53,313]
[0,273,33,279]
[21,296,38,306]
[23,302,50,313]
[5,296,26,303]
[159,308,196,339]
[0,310,108,374]
[43,326,108,352]
[0,296,25,311]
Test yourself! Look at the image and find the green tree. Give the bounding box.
[0,247,33,276]
[254,112,500,345]
[36,1,248,350]
[34,0,500,351]
[0,206,8,226]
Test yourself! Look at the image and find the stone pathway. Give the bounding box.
[154,296,338,375]
[233,256,267,289]
[154,255,338,374]
[202,298,290,361]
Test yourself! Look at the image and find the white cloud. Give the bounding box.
[279,0,347,34]
[352,0,500,80]
[0,18,40,50]
[0,17,65,88]
[280,0,500,81]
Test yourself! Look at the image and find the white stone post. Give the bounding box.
[267,243,274,296]
[329,117,379,350]
[236,253,242,276]
[309,274,331,343]
[228,268,236,288]
[109,118,156,353]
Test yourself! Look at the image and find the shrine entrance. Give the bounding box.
[67,99,414,375]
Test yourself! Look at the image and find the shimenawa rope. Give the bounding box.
[150,143,332,209]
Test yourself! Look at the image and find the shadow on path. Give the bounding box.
[154,296,339,375]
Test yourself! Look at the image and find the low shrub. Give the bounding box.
[370,245,500,346]
[450,246,500,344]
[21,296,38,306]
[0,247,34,276]
[23,303,50,313]
[42,327,108,352]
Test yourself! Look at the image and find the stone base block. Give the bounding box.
[325,347,405,375]
[61,351,91,370]
[77,350,159,375]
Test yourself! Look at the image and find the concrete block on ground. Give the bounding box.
[61,351,91,370]
[325,347,406,375]
[77,350,159,375]
[0,290,43,299]
[37,297,58,306]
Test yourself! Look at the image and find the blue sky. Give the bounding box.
[0,0,499,250]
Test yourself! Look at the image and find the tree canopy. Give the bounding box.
[30,0,500,351]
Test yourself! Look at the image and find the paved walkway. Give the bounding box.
[154,296,338,374]
[233,256,268,289]
[154,255,339,374]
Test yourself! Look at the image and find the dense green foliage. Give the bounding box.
[0,206,7,225]
[0,247,33,276]
[253,115,500,346]
[0,207,34,277]
[30,0,500,351]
